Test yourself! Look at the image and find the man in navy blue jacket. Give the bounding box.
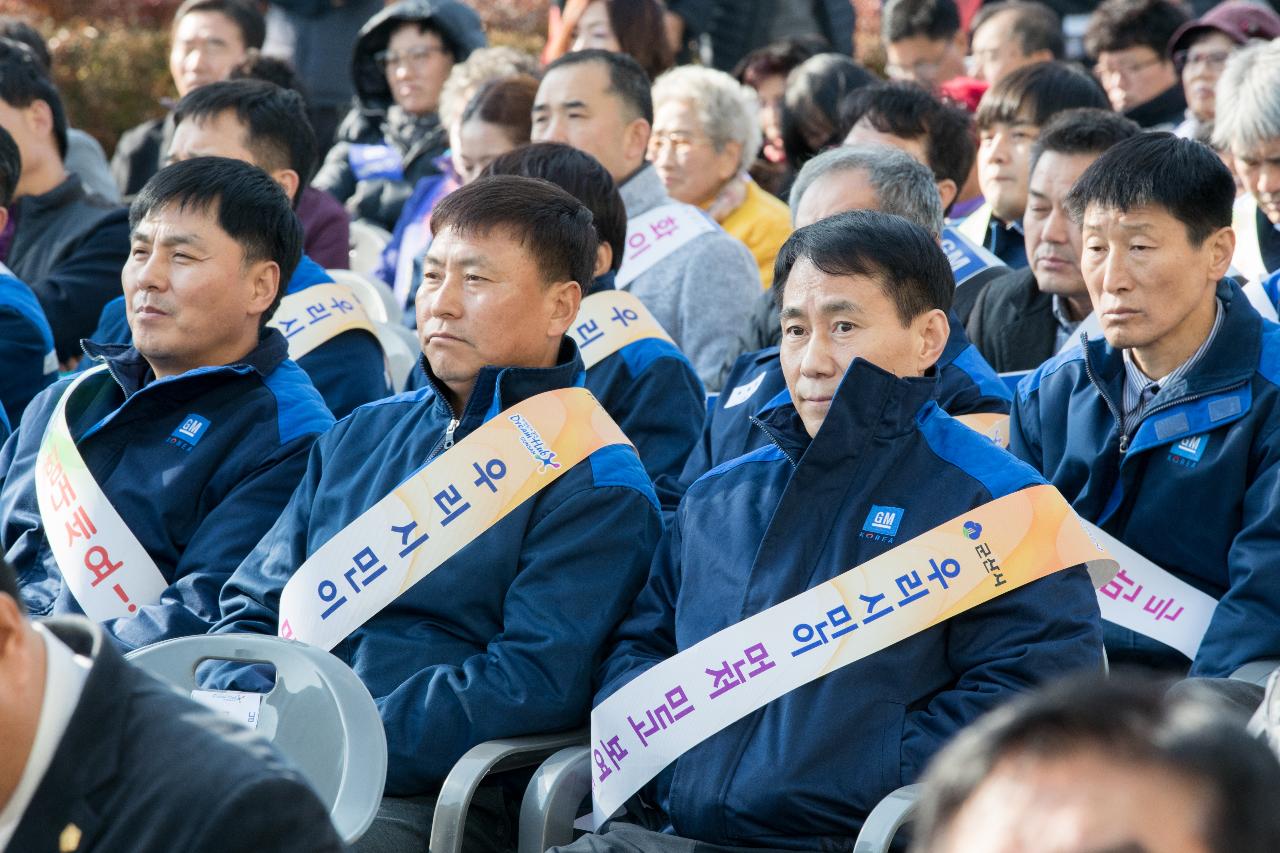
[88,79,389,419]
[1010,132,1280,679]
[681,145,1011,497]
[0,158,333,651]
[555,211,1102,852]
[215,176,663,852]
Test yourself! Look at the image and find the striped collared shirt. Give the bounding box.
[1121,299,1224,424]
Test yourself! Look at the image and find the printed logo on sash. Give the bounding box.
[269,283,379,361]
[861,505,904,541]
[167,414,209,451]
[953,413,1011,448]
[568,290,676,369]
[588,484,1118,827]
[34,367,169,622]
[616,203,716,289]
[347,143,404,182]
[277,387,634,650]
[723,372,766,409]
[1169,434,1208,466]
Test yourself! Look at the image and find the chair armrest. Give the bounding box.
[430,730,587,853]
[1231,659,1280,687]
[853,784,923,853]
[519,745,593,853]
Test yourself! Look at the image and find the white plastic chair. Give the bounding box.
[349,220,392,277]
[328,268,397,325]
[375,322,420,391]
[125,633,386,845]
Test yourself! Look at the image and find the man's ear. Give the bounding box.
[593,243,613,279]
[1206,225,1236,284]
[25,99,54,151]
[916,308,950,373]
[547,279,583,338]
[936,178,958,212]
[624,118,651,170]
[247,259,282,322]
[271,168,301,206]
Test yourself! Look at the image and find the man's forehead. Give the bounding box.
[1081,203,1169,230]
[539,62,611,104]
[1030,152,1097,193]
[426,224,529,262]
[1236,137,1280,160]
[133,200,221,236]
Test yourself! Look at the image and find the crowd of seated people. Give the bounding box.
[5,0,1280,850]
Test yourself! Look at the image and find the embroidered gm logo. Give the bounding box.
[167,414,210,452]
[1169,434,1207,467]
[862,505,904,541]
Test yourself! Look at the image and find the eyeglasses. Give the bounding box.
[1093,55,1165,80]
[375,44,448,72]
[649,131,713,157]
[1173,48,1233,71]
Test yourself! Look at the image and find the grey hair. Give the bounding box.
[438,46,542,129]
[1211,40,1280,155]
[651,65,762,172]
[788,143,944,238]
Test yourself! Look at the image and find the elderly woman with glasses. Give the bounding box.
[649,65,794,289]
[313,0,485,232]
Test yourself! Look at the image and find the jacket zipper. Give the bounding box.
[441,418,458,450]
[749,416,798,470]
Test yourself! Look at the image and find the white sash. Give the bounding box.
[589,485,1117,825]
[278,387,632,650]
[34,367,169,621]
[616,204,716,289]
[955,202,992,247]
[1084,521,1217,661]
[1232,194,1269,284]
[268,283,379,360]
[568,291,675,369]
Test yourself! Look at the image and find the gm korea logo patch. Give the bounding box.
[1168,434,1208,467]
[861,505,904,542]
[167,414,210,452]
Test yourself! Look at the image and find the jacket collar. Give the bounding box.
[586,270,617,296]
[1124,83,1188,129]
[1082,279,1259,420]
[618,164,669,219]
[755,358,939,468]
[8,618,124,848]
[81,327,291,398]
[417,337,587,428]
[12,174,87,221]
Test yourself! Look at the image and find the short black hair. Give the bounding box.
[882,0,962,43]
[781,53,877,171]
[970,2,1065,60]
[912,675,1280,853]
[839,82,976,195]
[230,53,309,104]
[131,157,302,323]
[1030,107,1141,174]
[0,19,50,73]
[1084,0,1189,59]
[0,123,22,207]
[174,0,266,51]
[0,557,19,608]
[483,142,626,274]
[0,38,67,161]
[543,48,653,125]
[731,36,829,89]
[975,60,1110,131]
[773,209,954,323]
[173,79,318,202]
[1065,132,1235,247]
[430,175,597,289]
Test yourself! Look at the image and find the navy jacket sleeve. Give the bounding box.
[373,481,661,791]
[1007,378,1045,473]
[104,430,323,652]
[0,306,54,428]
[190,775,347,853]
[1193,418,1280,677]
[298,330,392,420]
[30,208,130,362]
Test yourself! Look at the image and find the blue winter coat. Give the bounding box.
[596,357,1103,847]
[0,329,333,650]
[0,266,56,428]
[1010,279,1280,677]
[676,315,1012,498]
[214,340,664,796]
[87,255,390,419]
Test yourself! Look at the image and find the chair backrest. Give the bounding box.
[125,633,386,844]
[376,322,420,391]
[349,220,393,277]
[329,269,396,325]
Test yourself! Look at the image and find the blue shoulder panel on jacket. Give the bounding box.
[351,385,436,414]
[589,443,659,511]
[948,345,1013,402]
[1257,320,1280,389]
[618,337,693,378]
[1127,385,1252,456]
[1019,343,1086,400]
[263,360,335,444]
[285,255,335,294]
[918,405,1045,499]
[701,441,787,482]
